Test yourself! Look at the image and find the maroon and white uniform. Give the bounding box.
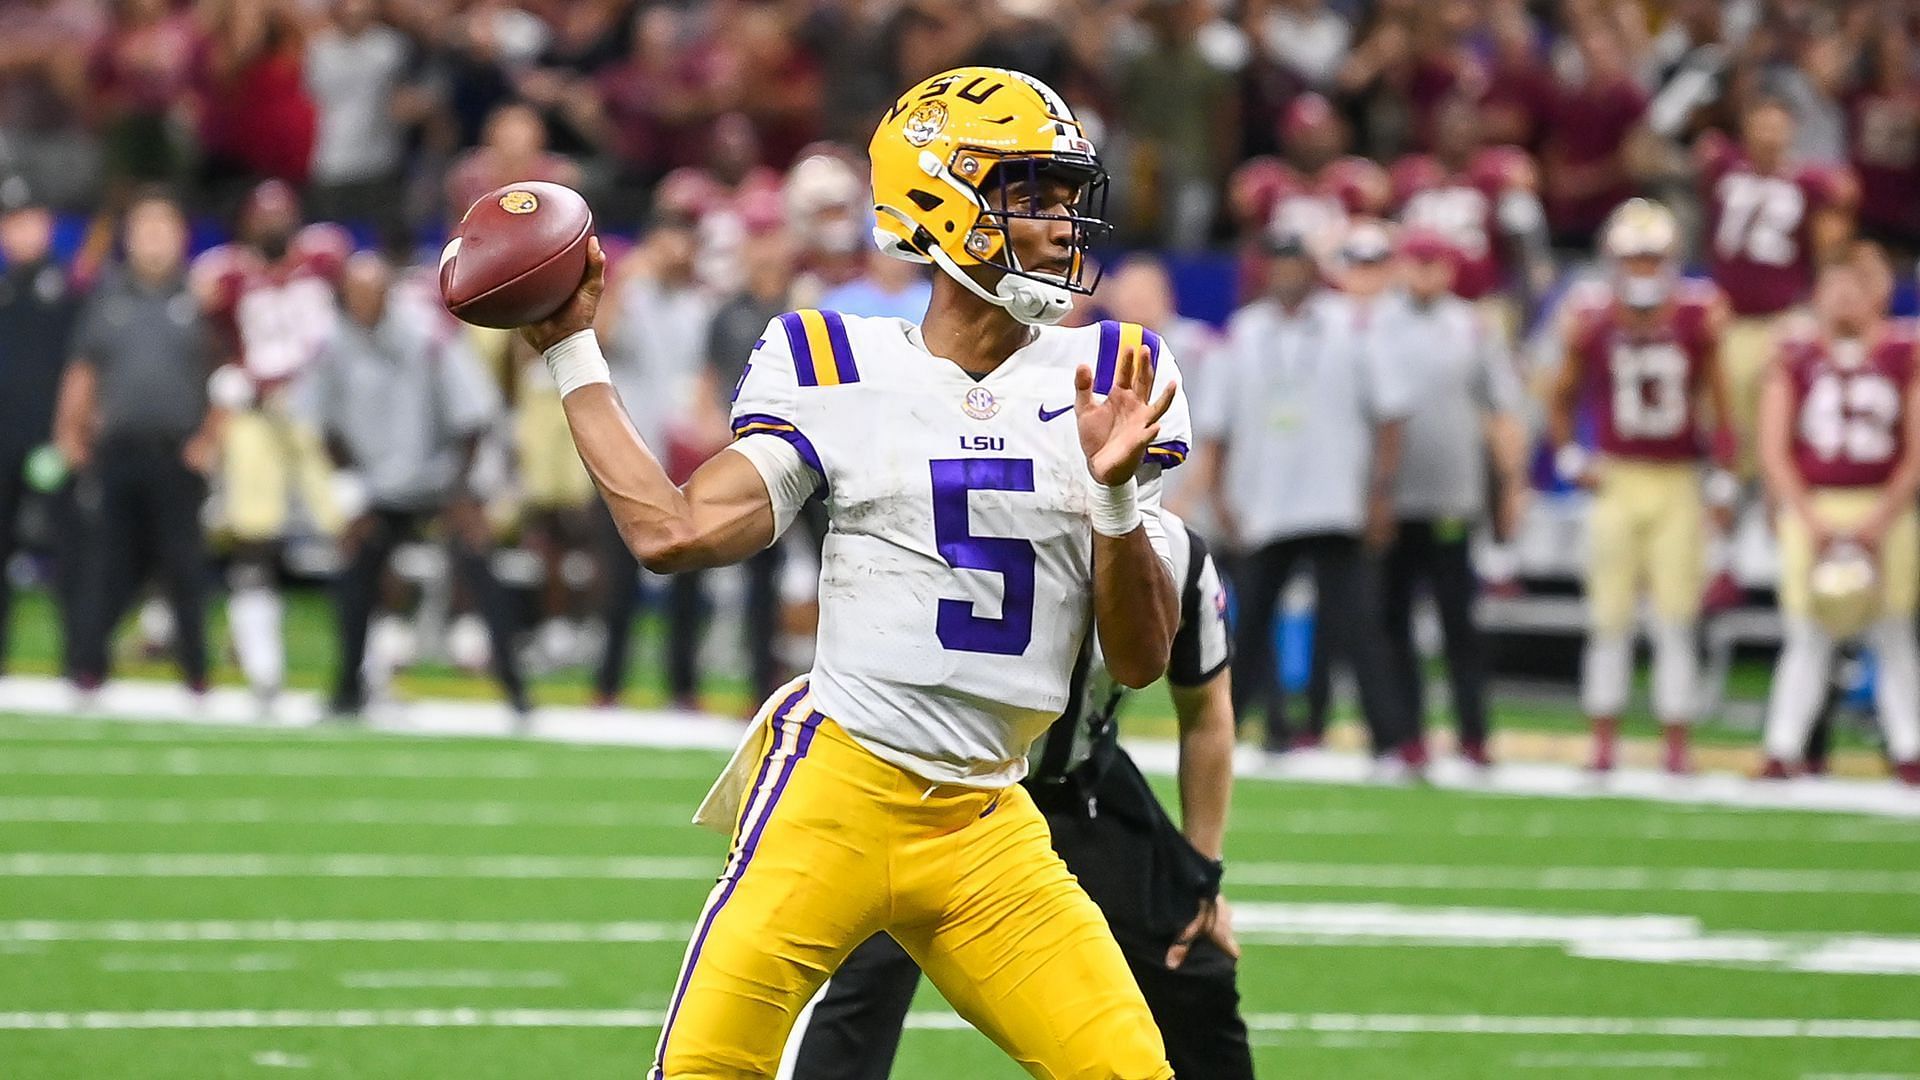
[191,223,352,393]
[1569,280,1723,461]
[1782,323,1918,488]
[1699,133,1850,318]
[1846,84,1920,244]
[1391,146,1534,300]
[1264,155,1390,258]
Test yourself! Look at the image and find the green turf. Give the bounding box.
[0,714,1915,1078]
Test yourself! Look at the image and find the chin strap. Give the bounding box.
[920,235,1073,326]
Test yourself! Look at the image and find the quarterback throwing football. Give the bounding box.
[524,68,1190,1078]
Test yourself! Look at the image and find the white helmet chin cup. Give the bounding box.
[995,273,1074,326]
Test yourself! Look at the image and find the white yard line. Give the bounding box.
[0,1008,1915,1039]
[0,854,716,880]
[6,674,1918,818]
[0,747,715,781]
[0,920,689,944]
[97,953,295,974]
[1,854,1910,894]
[0,797,687,829]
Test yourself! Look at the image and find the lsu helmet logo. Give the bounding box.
[498,190,540,215]
[903,101,948,147]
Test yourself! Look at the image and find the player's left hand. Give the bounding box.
[1166,893,1240,969]
[1075,342,1177,487]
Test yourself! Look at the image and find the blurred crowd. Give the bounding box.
[3,0,1920,779]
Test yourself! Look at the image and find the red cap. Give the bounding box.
[1398,227,1458,264]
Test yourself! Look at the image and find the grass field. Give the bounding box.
[1,708,1917,1079]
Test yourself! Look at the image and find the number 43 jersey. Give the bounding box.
[1781,322,1918,488]
[725,311,1191,788]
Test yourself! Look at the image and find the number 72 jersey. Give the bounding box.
[726,311,1191,788]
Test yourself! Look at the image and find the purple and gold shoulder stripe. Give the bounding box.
[778,310,861,387]
[1093,320,1163,395]
[730,412,828,483]
[1145,439,1188,469]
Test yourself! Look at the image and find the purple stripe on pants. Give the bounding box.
[650,685,819,1078]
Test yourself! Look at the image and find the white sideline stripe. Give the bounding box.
[0,920,689,944]
[0,797,687,829]
[98,953,295,974]
[0,854,716,880]
[0,747,715,781]
[1,1009,1917,1039]
[1512,1052,1712,1069]
[2,854,1910,893]
[6,674,1919,819]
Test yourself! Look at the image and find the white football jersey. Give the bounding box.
[728,310,1192,788]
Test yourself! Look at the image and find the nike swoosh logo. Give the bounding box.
[1038,404,1073,422]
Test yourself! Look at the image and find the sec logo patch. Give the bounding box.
[498,190,540,215]
[962,386,999,420]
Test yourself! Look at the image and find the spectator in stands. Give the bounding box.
[783,149,870,308]
[1539,22,1652,248]
[1251,0,1350,91]
[304,0,428,234]
[593,209,719,709]
[705,0,824,169]
[444,101,582,224]
[1847,24,1920,255]
[0,0,103,209]
[576,6,711,206]
[1115,0,1243,250]
[316,252,528,720]
[0,172,81,671]
[57,191,218,697]
[195,0,317,199]
[1195,231,1415,768]
[1375,229,1530,768]
[86,0,202,201]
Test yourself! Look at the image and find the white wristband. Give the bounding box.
[1554,444,1591,485]
[543,329,611,398]
[1090,477,1141,538]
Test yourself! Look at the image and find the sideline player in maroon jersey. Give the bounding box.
[189,180,351,710]
[1226,94,1390,300]
[1390,95,1553,336]
[1696,97,1857,476]
[1548,200,1737,775]
[1756,257,1920,784]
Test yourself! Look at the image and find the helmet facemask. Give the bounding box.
[967,153,1112,300]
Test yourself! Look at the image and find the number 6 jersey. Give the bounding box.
[725,312,1190,788]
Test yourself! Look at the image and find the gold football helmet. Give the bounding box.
[1810,541,1881,639]
[869,66,1109,325]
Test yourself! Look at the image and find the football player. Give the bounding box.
[1226,93,1390,298]
[1696,97,1856,477]
[524,68,1189,1078]
[784,506,1250,1080]
[1548,199,1737,775]
[190,180,351,709]
[1390,94,1553,336]
[1756,258,1920,784]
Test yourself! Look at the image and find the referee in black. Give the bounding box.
[784,508,1254,1080]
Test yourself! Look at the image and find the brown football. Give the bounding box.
[439,180,594,329]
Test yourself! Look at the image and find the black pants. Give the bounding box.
[790,752,1255,1080]
[593,505,785,704]
[332,507,526,711]
[1229,532,1408,753]
[1379,519,1490,747]
[0,449,26,673]
[70,437,208,686]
